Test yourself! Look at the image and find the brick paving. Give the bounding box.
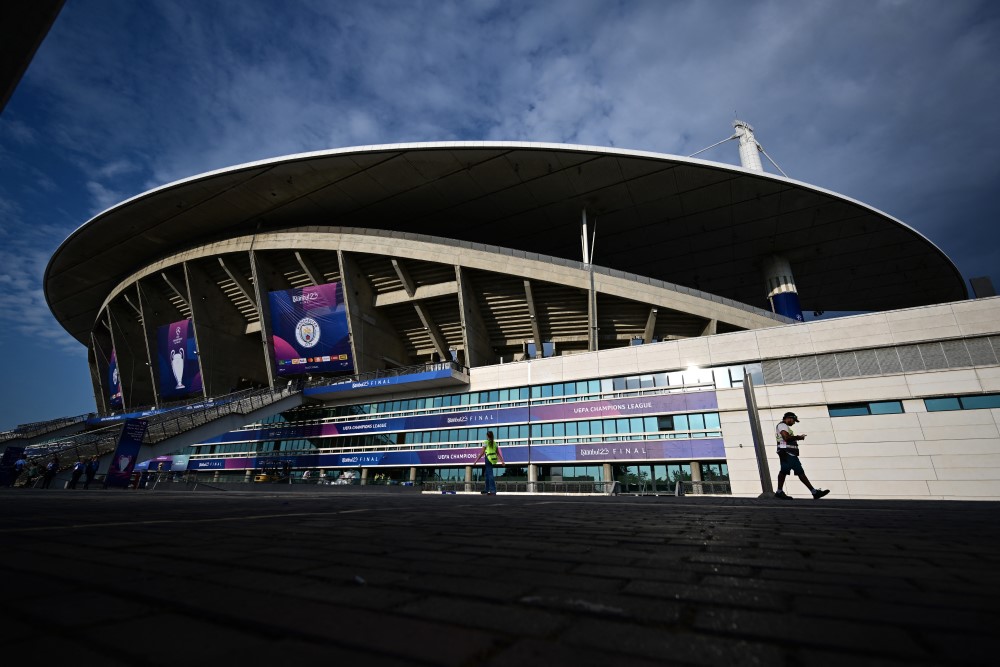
[1,489,998,666]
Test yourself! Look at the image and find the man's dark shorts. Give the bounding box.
[778,451,804,475]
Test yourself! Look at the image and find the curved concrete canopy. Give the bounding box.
[45,141,967,344]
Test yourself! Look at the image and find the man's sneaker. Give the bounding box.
[774,490,792,499]
[812,488,830,499]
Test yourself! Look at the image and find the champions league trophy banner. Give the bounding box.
[104,419,148,488]
[108,348,123,408]
[269,282,352,376]
[156,319,203,399]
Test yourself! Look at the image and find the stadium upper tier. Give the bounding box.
[46,142,965,345]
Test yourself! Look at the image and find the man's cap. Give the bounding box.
[783,412,799,422]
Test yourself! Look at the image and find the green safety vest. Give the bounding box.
[483,440,499,464]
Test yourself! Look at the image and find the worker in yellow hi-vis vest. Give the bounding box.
[474,430,505,495]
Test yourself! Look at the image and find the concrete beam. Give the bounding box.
[643,306,658,344]
[375,281,458,307]
[218,256,260,319]
[456,267,492,368]
[413,301,450,362]
[392,258,416,297]
[108,296,156,408]
[701,319,718,336]
[295,250,325,287]
[524,279,543,358]
[340,250,410,371]
[161,270,190,310]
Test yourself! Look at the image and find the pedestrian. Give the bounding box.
[68,457,85,489]
[774,412,829,500]
[41,455,59,489]
[302,469,312,483]
[474,430,504,495]
[83,456,99,489]
[11,454,27,487]
[26,461,41,487]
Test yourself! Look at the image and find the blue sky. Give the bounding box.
[1,0,998,429]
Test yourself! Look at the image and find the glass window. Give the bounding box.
[829,403,872,417]
[600,378,614,393]
[639,374,655,388]
[589,420,603,435]
[542,423,553,437]
[704,413,721,429]
[531,386,541,399]
[657,415,674,431]
[673,414,689,432]
[688,413,705,430]
[626,376,641,390]
[554,422,566,437]
[566,421,577,436]
[643,416,657,432]
[530,424,541,438]
[616,418,630,434]
[869,401,904,415]
[577,421,590,436]
[653,373,668,387]
[630,417,644,433]
[590,380,602,394]
[960,394,1000,410]
[613,377,627,391]
[541,385,553,398]
[577,381,590,396]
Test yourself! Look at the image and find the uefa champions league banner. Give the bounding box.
[269,282,352,376]
[104,419,148,488]
[108,348,123,408]
[157,319,203,399]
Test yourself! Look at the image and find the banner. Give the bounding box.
[108,348,123,408]
[104,419,148,488]
[157,319,202,399]
[269,282,352,376]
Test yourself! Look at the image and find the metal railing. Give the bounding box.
[14,383,303,487]
[422,480,620,495]
[0,413,92,442]
[303,360,468,390]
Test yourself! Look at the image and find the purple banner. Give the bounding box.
[187,437,725,471]
[157,319,202,399]
[203,391,718,445]
[269,282,352,376]
[104,419,148,488]
[108,348,122,408]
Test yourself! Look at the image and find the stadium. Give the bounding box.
[5,128,999,498]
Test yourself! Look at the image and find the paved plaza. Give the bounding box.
[1,489,998,666]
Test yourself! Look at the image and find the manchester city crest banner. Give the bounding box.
[156,318,203,399]
[268,282,352,376]
[108,348,123,408]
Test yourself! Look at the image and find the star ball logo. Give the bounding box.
[172,326,183,345]
[295,317,321,348]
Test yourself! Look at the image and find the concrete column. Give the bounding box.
[465,465,473,492]
[360,468,368,486]
[244,469,252,483]
[691,461,702,494]
[249,251,293,389]
[212,471,220,482]
[108,297,156,408]
[528,464,538,493]
[602,463,613,484]
[185,260,266,395]
[409,467,417,483]
[340,250,410,372]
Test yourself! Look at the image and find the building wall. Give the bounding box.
[467,296,1000,500]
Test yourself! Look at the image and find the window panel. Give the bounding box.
[924,397,961,412]
[869,401,904,415]
[960,394,1000,410]
[828,404,870,417]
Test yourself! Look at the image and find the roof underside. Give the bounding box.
[46,143,967,343]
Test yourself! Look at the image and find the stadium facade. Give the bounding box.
[42,138,1000,499]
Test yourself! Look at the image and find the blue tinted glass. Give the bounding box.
[616,418,629,434]
[488,391,499,404]
[542,423,553,437]
[577,421,590,435]
[626,377,641,389]
[590,420,603,435]
[531,386,541,399]
[542,385,553,398]
[630,417,644,433]
[674,415,689,431]
[644,417,657,432]
[530,424,541,438]
[688,413,705,430]
[657,416,674,431]
[869,401,904,415]
[554,422,566,437]
[704,413,721,429]
[960,394,1000,410]
[828,404,871,417]
[566,421,577,436]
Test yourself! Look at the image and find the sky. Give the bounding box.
[1,0,998,430]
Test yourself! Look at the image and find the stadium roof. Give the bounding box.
[46,141,967,344]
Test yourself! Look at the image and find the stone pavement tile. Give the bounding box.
[482,638,665,667]
[393,571,535,603]
[488,566,625,594]
[572,562,702,583]
[922,630,1000,666]
[758,567,919,591]
[623,580,784,611]
[519,587,683,624]
[791,596,997,632]
[559,618,786,666]
[866,588,1000,613]
[700,574,864,600]
[21,591,157,628]
[693,608,927,659]
[395,595,568,637]
[283,579,422,611]
[798,648,935,667]
[300,562,415,587]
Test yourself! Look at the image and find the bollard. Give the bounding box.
[675,479,685,497]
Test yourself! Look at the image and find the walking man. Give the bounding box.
[12,454,27,487]
[41,455,59,489]
[68,457,85,489]
[83,456,99,489]
[774,412,829,500]
[474,430,504,495]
